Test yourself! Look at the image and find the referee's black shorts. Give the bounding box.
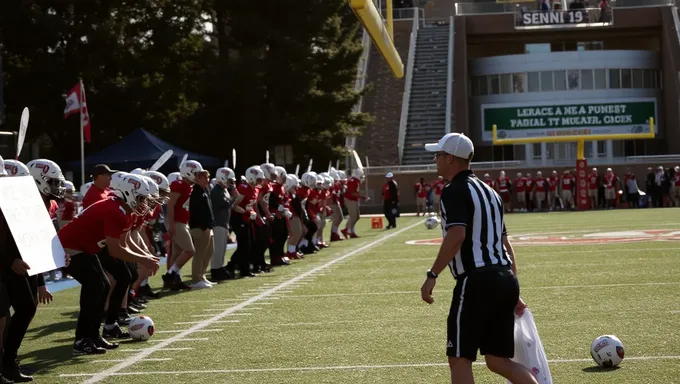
[446,267,519,361]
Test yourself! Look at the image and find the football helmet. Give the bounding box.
[284,174,299,193]
[179,160,203,183]
[245,166,265,186]
[301,172,317,188]
[3,159,30,177]
[143,170,170,194]
[27,159,66,198]
[337,170,347,181]
[130,168,145,175]
[167,172,181,184]
[275,166,287,183]
[260,163,278,181]
[111,173,153,214]
[64,181,75,200]
[352,168,365,180]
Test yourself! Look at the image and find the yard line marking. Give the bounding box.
[174,320,240,325]
[79,219,425,384]
[154,329,222,334]
[150,338,209,343]
[90,358,172,363]
[61,355,680,377]
[119,348,192,352]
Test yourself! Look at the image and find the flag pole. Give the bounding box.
[79,79,85,186]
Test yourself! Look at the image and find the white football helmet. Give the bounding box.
[27,159,66,198]
[0,156,6,176]
[110,172,129,191]
[216,167,236,186]
[3,159,30,177]
[111,173,153,214]
[140,175,161,210]
[275,166,287,183]
[80,181,93,197]
[301,172,317,188]
[167,172,181,184]
[318,172,332,189]
[337,170,347,181]
[329,167,340,181]
[245,166,265,186]
[130,168,145,175]
[64,180,75,198]
[260,163,278,181]
[143,170,170,193]
[284,174,299,193]
[352,168,365,180]
[179,160,203,183]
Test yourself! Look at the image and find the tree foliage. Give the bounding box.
[0,0,369,172]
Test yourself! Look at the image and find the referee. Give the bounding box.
[419,133,537,384]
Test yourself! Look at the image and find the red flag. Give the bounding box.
[64,81,91,143]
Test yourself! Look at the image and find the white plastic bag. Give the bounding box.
[507,309,552,384]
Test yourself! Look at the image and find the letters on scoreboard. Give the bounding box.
[520,10,588,26]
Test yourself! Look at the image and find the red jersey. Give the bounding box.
[269,183,284,212]
[307,189,321,217]
[547,176,558,191]
[382,183,392,200]
[170,179,192,224]
[484,179,495,188]
[58,198,131,255]
[525,177,534,192]
[534,177,546,192]
[588,173,599,189]
[497,177,511,193]
[236,183,259,222]
[61,201,76,221]
[515,177,526,193]
[674,174,680,187]
[344,177,360,201]
[433,180,446,196]
[561,175,575,190]
[415,183,428,198]
[47,199,59,219]
[604,174,616,189]
[82,184,109,209]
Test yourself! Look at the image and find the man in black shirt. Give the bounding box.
[382,172,399,229]
[189,169,215,289]
[419,133,537,384]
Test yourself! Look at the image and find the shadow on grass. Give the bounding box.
[26,312,78,340]
[582,366,621,373]
[19,343,90,375]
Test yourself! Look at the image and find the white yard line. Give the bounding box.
[61,355,680,377]
[90,358,172,363]
[149,338,208,343]
[118,347,192,352]
[174,320,239,325]
[78,219,425,383]
[154,329,222,334]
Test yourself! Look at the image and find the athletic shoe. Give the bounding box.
[94,336,119,350]
[127,306,140,315]
[330,232,343,242]
[0,373,14,384]
[170,272,191,291]
[72,338,106,356]
[2,360,31,382]
[102,323,131,339]
[341,228,349,238]
[190,281,212,289]
[138,284,159,299]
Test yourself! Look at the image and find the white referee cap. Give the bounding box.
[425,133,474,160]
[385,172,393,178]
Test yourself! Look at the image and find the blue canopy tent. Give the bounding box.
[69,128,220,174]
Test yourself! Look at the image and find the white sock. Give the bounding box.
[170,264,181,276]
[312,235,318,244]
[104,322,118,330]
[301,239,309,247]
[287,245,296,253]
[142,277,149,286]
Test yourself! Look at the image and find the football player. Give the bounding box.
[226,166,264,278]
[341,168,366,239]
[286,174,305,260]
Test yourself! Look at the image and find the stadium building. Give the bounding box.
[351,0,680,211]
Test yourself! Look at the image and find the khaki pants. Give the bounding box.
[604,188,616,200]
[288,216,304,246]
[190,228,214,283]
[548,190,558,208]
[561,190,573,203]
[345,199,360,230]
[416,197,426,211]
[172,222,196,258]
[517,191,526,203]
[330,202,343,229]
[433,195,441,215]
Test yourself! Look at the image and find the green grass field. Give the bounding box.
[20,208,680,383]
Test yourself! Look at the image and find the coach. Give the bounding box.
[419,133,537,384]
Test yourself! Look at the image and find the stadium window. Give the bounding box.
[609,69,621,89]
[525,43,551,54]
[546,143,555,160]
[594,69,606,89]
[554,70,566,91]
[513,73,526,93]
[597,141,607,157]
[613,140,625,158]
[470,76,479,96]
[581,69,594,90]
[643,69,654,88]
[479,76,488,96]
[632,69,644,88]
[567,70,579,90]
[490,75,500,94]
[540,71,553,92]
[532,143,542,160]
[528,72,540,92]
[501,74,512,94]
[621,69,632,89]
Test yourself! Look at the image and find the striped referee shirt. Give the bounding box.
[440,170,512,278]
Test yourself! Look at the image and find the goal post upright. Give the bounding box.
[491,117,655,210]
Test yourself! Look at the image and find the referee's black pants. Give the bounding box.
[228,218,253,275]
[2,270,38,363]
[67,254,110,340]
[97,249,132,325]
[269,217,287,258]
[383,201,397,228]
[254,222,271,267]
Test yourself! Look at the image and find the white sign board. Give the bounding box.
[0,176,66,276]
[519,10,587,27]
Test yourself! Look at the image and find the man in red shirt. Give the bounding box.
[497,171,512,213]
[588,168,600,209]
[547,170,559,211]
[342,169,366,238]
[432,176,445,216]
[59,173,159,355]
[603,168,617,208]
[226,166,264,277]
[514,172,527,212]
[533,171,547,211]
[82,164,118,209]
[163,160,203,290]
[414,178,429,216]
[483,173,495,189]
[560,170,576,210]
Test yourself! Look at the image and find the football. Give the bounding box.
[129,315,155,341]
[425,216,440,230]
[590,335,625,368]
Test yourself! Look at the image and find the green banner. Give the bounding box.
[482,98,656,141]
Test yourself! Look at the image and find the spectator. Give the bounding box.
[210,168,235,281]
[626,174,640,208]
[188,169,215,289]
[82,164,117,209]
[652,166,666,208]
[414,178,428,216]
[382,173,399,229]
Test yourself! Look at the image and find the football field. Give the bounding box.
[22,208,680,383]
